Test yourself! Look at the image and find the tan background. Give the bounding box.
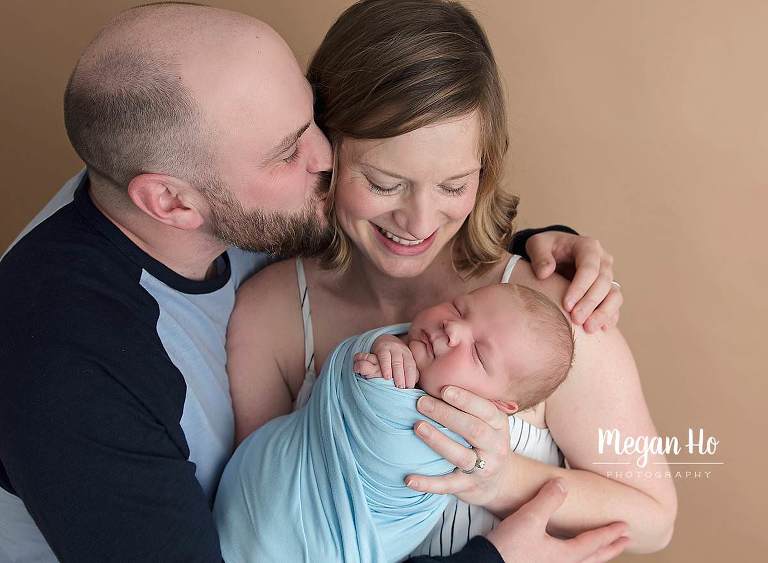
[1,1,766,561]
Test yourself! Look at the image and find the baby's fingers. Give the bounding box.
[354,359,381,378]
[354,352,379,365]
[391,352,407,388]
[404,353,419,389]
[378,350,393,380]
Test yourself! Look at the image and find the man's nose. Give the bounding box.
[306,125,333,174]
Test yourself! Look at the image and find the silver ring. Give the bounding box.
[460,446,486,474]
[610,280,622,290]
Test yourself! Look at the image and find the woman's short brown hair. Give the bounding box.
[307,0,519,277]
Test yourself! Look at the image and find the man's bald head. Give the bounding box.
[64,2,331,256]
[64,2,275,192]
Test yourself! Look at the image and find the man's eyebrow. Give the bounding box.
[263,121,311,164]
[361,163,481,182]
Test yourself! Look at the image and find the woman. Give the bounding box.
[227,0,676,556]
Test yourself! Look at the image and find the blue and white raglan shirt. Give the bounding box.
[0,171,270,562]
[0,170,566,563]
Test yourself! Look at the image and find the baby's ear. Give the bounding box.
[492,399,518,415]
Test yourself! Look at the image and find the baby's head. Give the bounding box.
[407,284,574,414]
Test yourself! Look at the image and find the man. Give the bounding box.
[0,3,625,562]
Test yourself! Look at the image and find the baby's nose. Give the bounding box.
[443,319,465,341]
[428,329,451,354]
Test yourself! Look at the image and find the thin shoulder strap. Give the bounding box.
[501,254,522,284]
[295,257,316,375]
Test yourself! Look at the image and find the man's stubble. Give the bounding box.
[203,173,332,257]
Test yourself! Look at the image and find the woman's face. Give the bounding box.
[334,113,481,278]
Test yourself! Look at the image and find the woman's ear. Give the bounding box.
[492,399,518,415]
[127,173,205,230]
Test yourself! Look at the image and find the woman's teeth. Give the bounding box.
[376,225,425,246]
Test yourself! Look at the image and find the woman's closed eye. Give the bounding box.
[367,180,402,195]
[366,178,467,197]
[438,183,467,196]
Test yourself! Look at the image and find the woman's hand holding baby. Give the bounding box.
[353,335,420,389]
[405,386,514,509]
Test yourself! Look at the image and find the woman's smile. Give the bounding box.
[371,221,437,256]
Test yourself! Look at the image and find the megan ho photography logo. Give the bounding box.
[593,428,722,480]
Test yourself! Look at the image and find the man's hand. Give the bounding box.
[486,479,629,563]
[353,335,419,388]
[525,231,623,333]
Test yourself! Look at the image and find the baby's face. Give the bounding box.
[408,285,544,413]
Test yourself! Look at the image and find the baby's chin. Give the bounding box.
[408,339,431,372]
[416,371,439,398]
[407,340,443,396]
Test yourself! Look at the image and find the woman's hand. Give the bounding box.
[525,231,622,333]
[404,385,513,507]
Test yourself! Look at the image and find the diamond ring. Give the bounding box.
[460,446,486,474]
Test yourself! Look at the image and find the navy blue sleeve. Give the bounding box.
[405,536,504,563]
[509,224,580,260]
[0,354,222,562]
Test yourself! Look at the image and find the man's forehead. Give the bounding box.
[197,57,313,160]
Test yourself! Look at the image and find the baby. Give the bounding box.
[353,283,575,416]
[214,283,575,563]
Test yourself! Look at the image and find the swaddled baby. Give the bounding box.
[214,283,574,563]
[354,282,575,417]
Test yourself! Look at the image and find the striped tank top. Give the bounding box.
[292,254,565,559]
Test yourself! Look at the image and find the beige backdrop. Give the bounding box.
[1,1,766,561]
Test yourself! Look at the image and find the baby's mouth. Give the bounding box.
[420,330,435,358]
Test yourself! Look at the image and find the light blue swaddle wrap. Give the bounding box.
[213,323,468,562]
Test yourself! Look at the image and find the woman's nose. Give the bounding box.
[392,190,436,240]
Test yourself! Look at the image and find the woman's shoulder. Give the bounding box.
[235,258,300,308]
[230,258,303,344]
[472,251,569,304]
[507,256,570,311]
[229,258,306,386]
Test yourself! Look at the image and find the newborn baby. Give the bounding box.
[214,283,574,563]
[354,283,575,417]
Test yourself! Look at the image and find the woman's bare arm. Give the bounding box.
[485,325,677,552]
[227,260,306,446]
[486,264,677,552]
[406,261,676,553]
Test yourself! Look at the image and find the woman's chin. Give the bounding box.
[368,244,446,279]
[377,261,431,279]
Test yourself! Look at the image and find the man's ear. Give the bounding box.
[127,173,205,230]
[492,399,518,415]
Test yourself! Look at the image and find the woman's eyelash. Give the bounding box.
[367,181,468,196]
[439,184,467,196]
[367,182,400,195]
[283,144,301,164]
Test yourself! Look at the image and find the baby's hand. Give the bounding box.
[368,334,420,389]
[353,352,382,379]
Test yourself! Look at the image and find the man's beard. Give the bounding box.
[202,176,332,257]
